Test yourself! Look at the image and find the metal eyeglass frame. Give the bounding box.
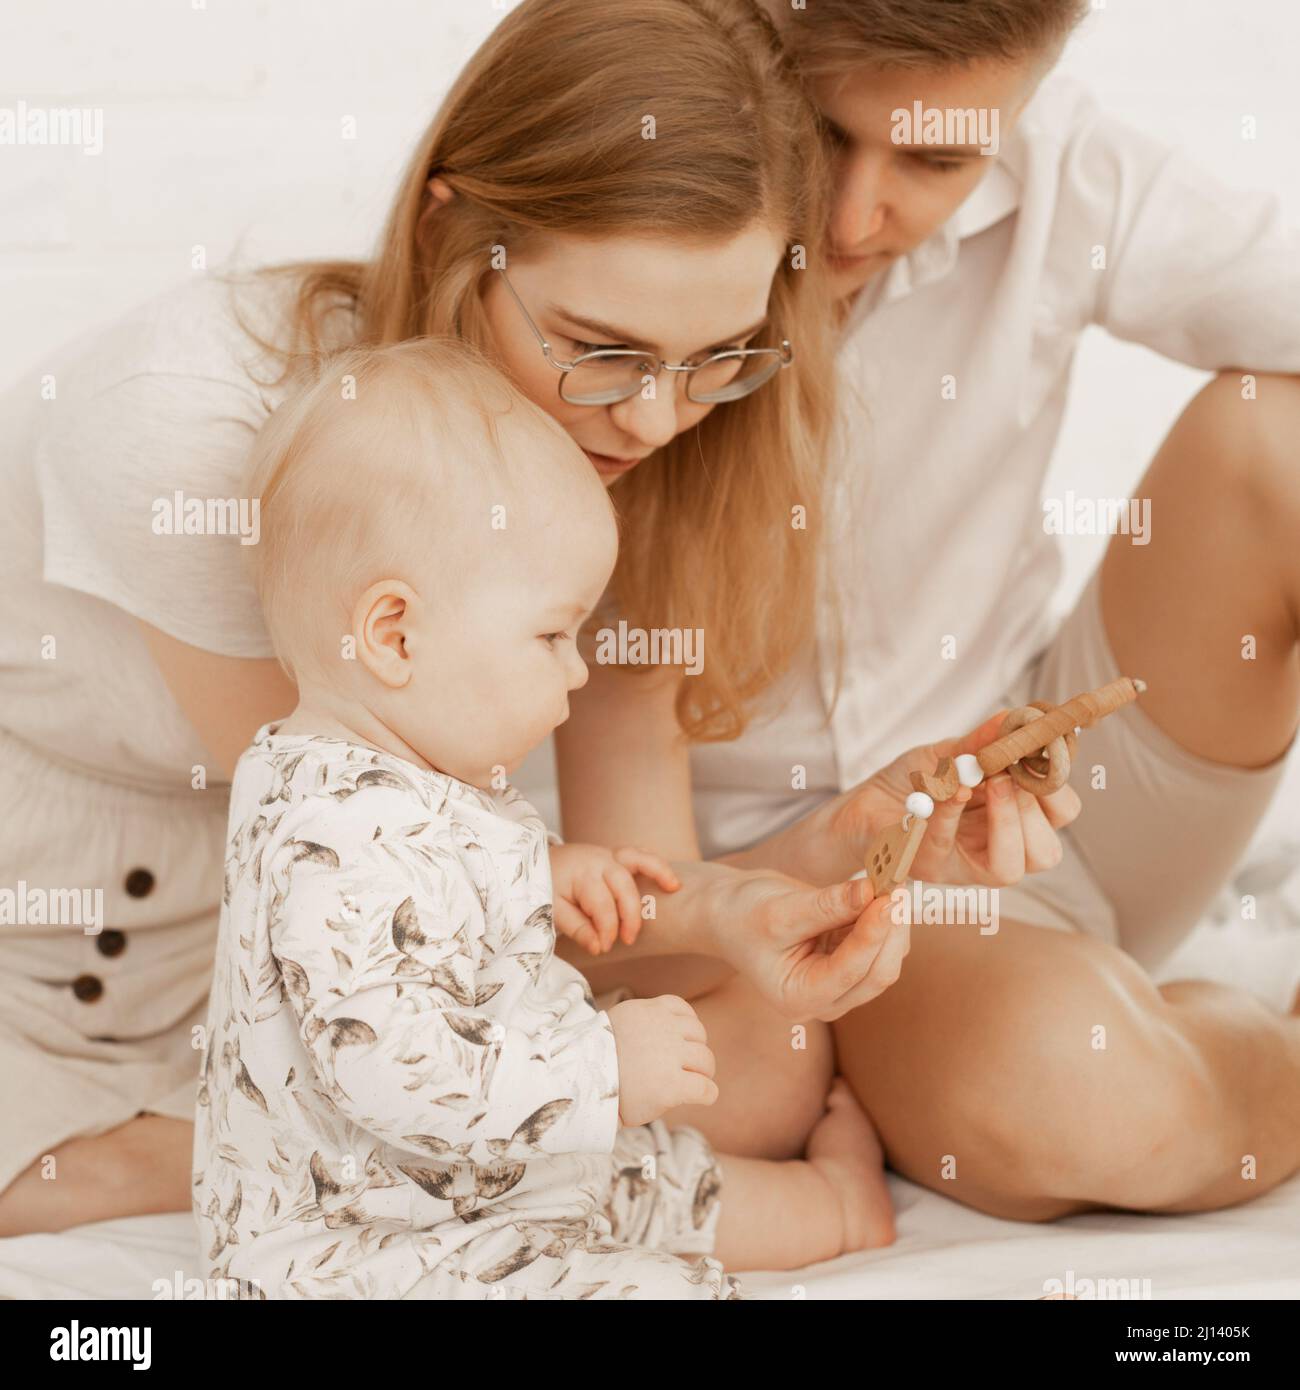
[494,266,794,406]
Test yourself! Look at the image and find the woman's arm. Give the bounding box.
[555,659,727,993]
[138,621,297,778]
[716,795,855,884]
[556,658,700,858]
[554,666,1085,1016]
[554,660,909,1022]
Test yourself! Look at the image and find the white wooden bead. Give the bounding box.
[954,753,985,787]
[904,791,935,820]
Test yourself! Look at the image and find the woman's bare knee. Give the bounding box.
[0,1114,193,1237]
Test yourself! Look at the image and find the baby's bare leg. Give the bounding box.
[661,970,835,1160]
[0,1115,192,1237]
[713,1079,895,1271]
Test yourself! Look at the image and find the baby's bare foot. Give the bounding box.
[806,1077,896,1253]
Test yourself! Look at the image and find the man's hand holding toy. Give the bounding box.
[862,676,1147,895]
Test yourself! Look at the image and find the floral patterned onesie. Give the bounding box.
[193,728,740,1300]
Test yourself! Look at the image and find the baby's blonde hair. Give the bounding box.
[246,338,584,682]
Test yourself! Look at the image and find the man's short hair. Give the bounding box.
[778,0,1090,74]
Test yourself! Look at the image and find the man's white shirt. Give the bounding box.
[687,76,1300,858]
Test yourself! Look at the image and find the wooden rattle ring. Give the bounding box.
[998,704,1071,794]
[1024,699,1078,764]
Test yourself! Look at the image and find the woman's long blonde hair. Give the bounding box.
[247,0,836,742]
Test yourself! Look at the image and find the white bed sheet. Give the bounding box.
[3,826,1297,1302]
[1,1172,1296,1301]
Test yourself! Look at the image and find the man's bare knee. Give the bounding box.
[1190,371,1300,513]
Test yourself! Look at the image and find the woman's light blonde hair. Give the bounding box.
[240,0,837,742]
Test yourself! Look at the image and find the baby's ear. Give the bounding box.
[354,580,417,688]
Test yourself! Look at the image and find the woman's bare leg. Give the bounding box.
[834,917,1300,1219]
[0,1115,192,1237]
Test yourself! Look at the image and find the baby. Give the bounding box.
[194,339,892,1300]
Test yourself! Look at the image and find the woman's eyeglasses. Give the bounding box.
[495,267,794,407]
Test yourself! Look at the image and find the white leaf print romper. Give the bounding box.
[194,728,741,1300]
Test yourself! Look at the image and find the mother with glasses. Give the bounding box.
[493,263,794,413]
[0,0,1054,1236]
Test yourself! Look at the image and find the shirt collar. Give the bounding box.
[953,155,1023,240]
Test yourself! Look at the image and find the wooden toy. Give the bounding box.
[865,813,928,894]
[862,675,1146,895]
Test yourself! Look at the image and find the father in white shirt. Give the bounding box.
[706,0,1300,1218]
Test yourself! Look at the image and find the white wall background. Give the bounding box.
[4,0,1298,833]
[5,0,1296,564]
[1050,0,1300,601]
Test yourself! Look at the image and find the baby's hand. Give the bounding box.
[549,843,680,956]
[607,996,717,1127]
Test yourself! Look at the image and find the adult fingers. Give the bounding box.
[1038,782,1082,830]
[776,876,875,946]
[916,785,972,867]
[979,774,1027,883]
[796,893,898,1010]
[829,918,912,1016]
[1013,786,1064,873]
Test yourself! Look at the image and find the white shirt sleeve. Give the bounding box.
[1060,106,1300,370]
[267,830,620,1164]
[35,369,276,658]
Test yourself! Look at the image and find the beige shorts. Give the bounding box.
[0,726,226,1195]
[991,567,1292,970]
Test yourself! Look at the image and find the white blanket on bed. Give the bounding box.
[3,828,1297,1301]
[2,1172,1296,1301]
